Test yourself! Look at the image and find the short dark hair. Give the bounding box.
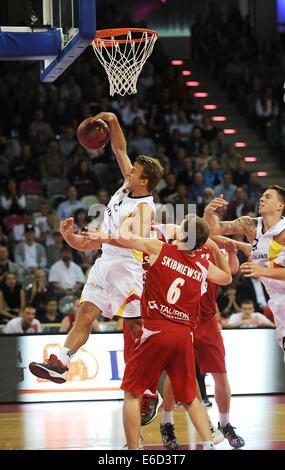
[267,185,285,204]
[241,299,254,306]
[135,155,164,192]
[181,215,210,250]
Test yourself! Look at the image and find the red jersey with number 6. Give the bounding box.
[141,243,208,330]
[195,246,218,324]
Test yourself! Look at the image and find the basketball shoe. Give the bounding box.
[141,391,163,426]
[29,354,68,383]
[218,422,245,448]
[209,421,224,445]
[160,423,180,450]
[122,434,144,450]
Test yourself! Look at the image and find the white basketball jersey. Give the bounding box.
[101,183,155,262]
[251,217,285,296]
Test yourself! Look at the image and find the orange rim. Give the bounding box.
[93,27,158,47]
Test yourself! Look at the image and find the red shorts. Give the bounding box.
[121,323,197,403]
[194,316,226,374]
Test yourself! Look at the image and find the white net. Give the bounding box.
[92,30,157,96]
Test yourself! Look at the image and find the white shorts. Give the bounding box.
[268,296,285,348]
[80,256,143,319]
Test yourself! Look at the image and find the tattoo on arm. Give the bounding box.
[218,217,257,236]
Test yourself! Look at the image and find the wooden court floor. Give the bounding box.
[1,395,285,450]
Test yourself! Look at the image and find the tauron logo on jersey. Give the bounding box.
[160,304,189,321]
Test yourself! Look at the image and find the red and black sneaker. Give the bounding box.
[29,354,68,384]
[141,392,163,426]
[218,422,245,449]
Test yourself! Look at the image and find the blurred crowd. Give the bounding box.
[0,4,283,333]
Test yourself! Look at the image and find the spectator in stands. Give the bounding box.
[255,87,278,139]
[27,268,50,314]
[73,208,88,234]
[227,300,275,329]
[59,298,100,333]
[217,284,240,319]
[46,230,64,268]
[214,173,237,202]
[232,157,250,187]
[69,158,99,199]
[267,110,285,170]
[177,157,195,187]
[169,110,193,142]
[237,277,269,315]
[128,123,156,156]
[1,179,26,215]
[0,245,22,283]
[57,186,85,219]
[220,143,242,173]
[244,171,264,207]
[12,143,40,181]
[187,126,204,157]
[121,97,145,127]
[14,224,47,274]
[195,142,212,172]
[0,272,25,322]
[40,139,68,182]
[96,189,110,206]
[196,187,214,217]
[59,127,77,158]
[48,245,85,298]
[33,199,60,246]
[201,116,218,142]
[3,305,41,334]
[211,128,227,158]
[203,157,224,188]
[159,173,177,203]
[39,297,62,324]
[226,187,254,220]
[12,211,40,244]
[0,224,8,246]
[29,109,53,140]
[154,143,170,172]
[188,171,206,204]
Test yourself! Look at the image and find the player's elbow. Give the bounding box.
[219,273,232,285]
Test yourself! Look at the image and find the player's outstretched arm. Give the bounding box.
[240,261,285,280]
[93,112,132,179]
[60,218,101,251]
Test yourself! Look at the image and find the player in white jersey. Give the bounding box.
[29,112,164,383]
[203,184,285,355]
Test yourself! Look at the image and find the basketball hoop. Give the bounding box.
[92,28,158,96]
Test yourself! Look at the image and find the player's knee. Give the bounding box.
[74,302,100,330]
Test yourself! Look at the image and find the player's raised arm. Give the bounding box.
[93,112,132,179]
[203,196,257,239]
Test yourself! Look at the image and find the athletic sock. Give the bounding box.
[219,412,230,428]
[58,347,75,366]
[202,441,215,450]
[161,411,174,425]
[143,389,158,398]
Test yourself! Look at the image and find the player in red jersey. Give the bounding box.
[160,236,245,449]
[92,215,232,450]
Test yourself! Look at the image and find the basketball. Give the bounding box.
[77,117,110,151]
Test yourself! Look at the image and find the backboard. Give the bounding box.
[0,0,96,82]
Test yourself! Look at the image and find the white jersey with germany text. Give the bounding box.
[251,217,285,297]
[100,183,155,263]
